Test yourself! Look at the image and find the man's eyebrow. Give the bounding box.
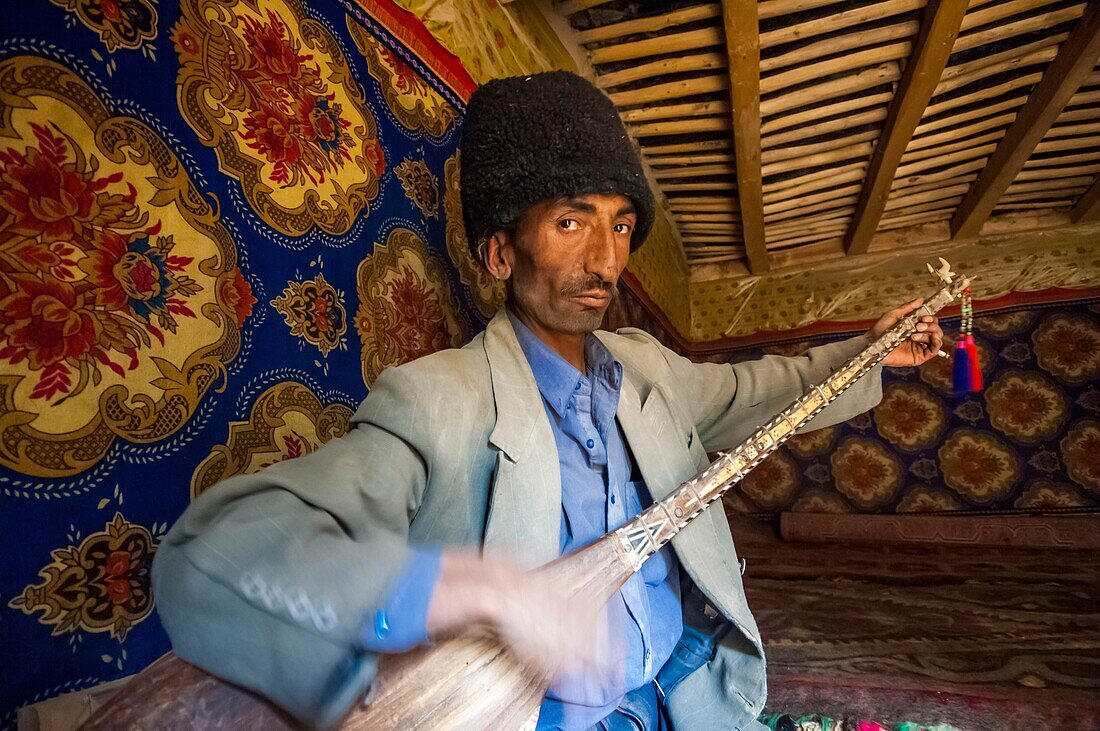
[555,197,598,214]
[616,202,636,218]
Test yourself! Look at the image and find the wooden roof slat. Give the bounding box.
[667,195,737,205]
[763,130,880,164]
[1069,176,1100,221]
[1035,135,1100,152]
[885,183,973,210]
[768,211,853,234]
[1015,162,1100,179]
[652,164,737,180]
[661,181,738,192]
[924,72,1044,119]
[722,0,768,274]
[590,27,723,65]
[994,201,1075,210]
[765,162,867,198]
[889,175,977,197]
[557,0,616,16]
[913,96,1025,137]
[767,196,860,221]
[882,197,965,218]
[761,41,913,95]
[878,210,953,229]
[959,0,1069,33]
[895,158,988,190]
[767,183,865,214]
[642,140,731,156]
[895,142,998,179]
[758,0,850,21]
[1022,150,1100,167]
[610,74,728,107]
[765,93,893,136]
[674,212,742,222]
[648,153,735,167]
[621,99,730,123]
[951,1,1100,238]
[903,130,1003,163]
[845,0,968,256]
[578,4,722,45]
[630,117,728,137]
[759,0,925,49]
[763,141,876,177]
[761,62,901,117]
[954,3,1086,53]
[761,21,918,75]
[763,106,890,147]
[909,111,1018,150]
[598,52,725,88]
[1001,188,1088,201]
[766,229,850,247]
[1007,176,1096,192]
[1065,89,1100,108]
[935,44,1061,97]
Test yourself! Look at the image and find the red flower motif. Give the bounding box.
[106,550,131,578]
[0,275,99,369]
[239,11,316,90]
[219,268,255,328]
[242,103,303,165]
[107,578,132,604]
[388,266,449,358]
[0,126,115,243]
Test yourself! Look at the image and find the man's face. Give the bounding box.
[489,193,636,338]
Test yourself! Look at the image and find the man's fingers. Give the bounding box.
[890,297,924,317]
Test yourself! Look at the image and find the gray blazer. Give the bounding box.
[153,311,882,729]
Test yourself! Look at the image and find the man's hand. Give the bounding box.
[867,298,945,368]
[425,551,620,685]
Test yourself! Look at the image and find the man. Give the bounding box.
[153,72,944,730]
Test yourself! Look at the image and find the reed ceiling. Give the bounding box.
[550,0,1100,280]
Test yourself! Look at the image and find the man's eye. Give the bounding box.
[558,218,579,231]
[614,223,632,235]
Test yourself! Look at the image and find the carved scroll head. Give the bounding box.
[926,257,956,285]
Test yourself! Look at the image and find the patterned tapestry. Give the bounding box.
[717,299,1100,517]
[0,0,497,725]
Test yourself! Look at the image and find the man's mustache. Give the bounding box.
[560,276,617,299]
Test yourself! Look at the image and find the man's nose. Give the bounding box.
[584,225,619,280]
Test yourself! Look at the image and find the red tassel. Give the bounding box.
[964,334,982,391]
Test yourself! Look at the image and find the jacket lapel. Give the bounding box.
[480,311,562,569]
[612,362,755,642]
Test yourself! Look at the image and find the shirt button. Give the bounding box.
[586,438,594,449]
[374,609,390,639]
[610,494,616,504]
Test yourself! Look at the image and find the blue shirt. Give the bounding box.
[363,312,683,730]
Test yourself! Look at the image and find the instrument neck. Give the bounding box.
[614,276,967,571]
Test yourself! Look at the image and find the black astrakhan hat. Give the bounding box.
[459,71,655,258]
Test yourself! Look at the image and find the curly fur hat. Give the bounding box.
[459,71,654,258]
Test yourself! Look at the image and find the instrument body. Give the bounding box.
[83,264,969,731]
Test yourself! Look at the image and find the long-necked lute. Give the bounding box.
[82,260,969,731]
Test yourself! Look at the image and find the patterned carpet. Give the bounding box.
[728,514,1100,731]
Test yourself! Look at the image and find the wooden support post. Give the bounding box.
[1070,175,1100,222]
[845,0,968,256]
[721,0,768,274]
[951,1,1100,239]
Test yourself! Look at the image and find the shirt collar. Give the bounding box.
[507,309,622,418]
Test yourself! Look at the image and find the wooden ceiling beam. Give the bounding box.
[951,2,1100,239]
[845,0,968,255]
[1069,175,1100,221]
[721,0,768,274]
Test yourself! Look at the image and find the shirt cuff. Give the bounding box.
[362,547,442,653]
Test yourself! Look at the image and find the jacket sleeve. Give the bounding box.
[617,328,884,453]
[152,365,434,729]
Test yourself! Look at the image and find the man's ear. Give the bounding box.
[483,230,513,281]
